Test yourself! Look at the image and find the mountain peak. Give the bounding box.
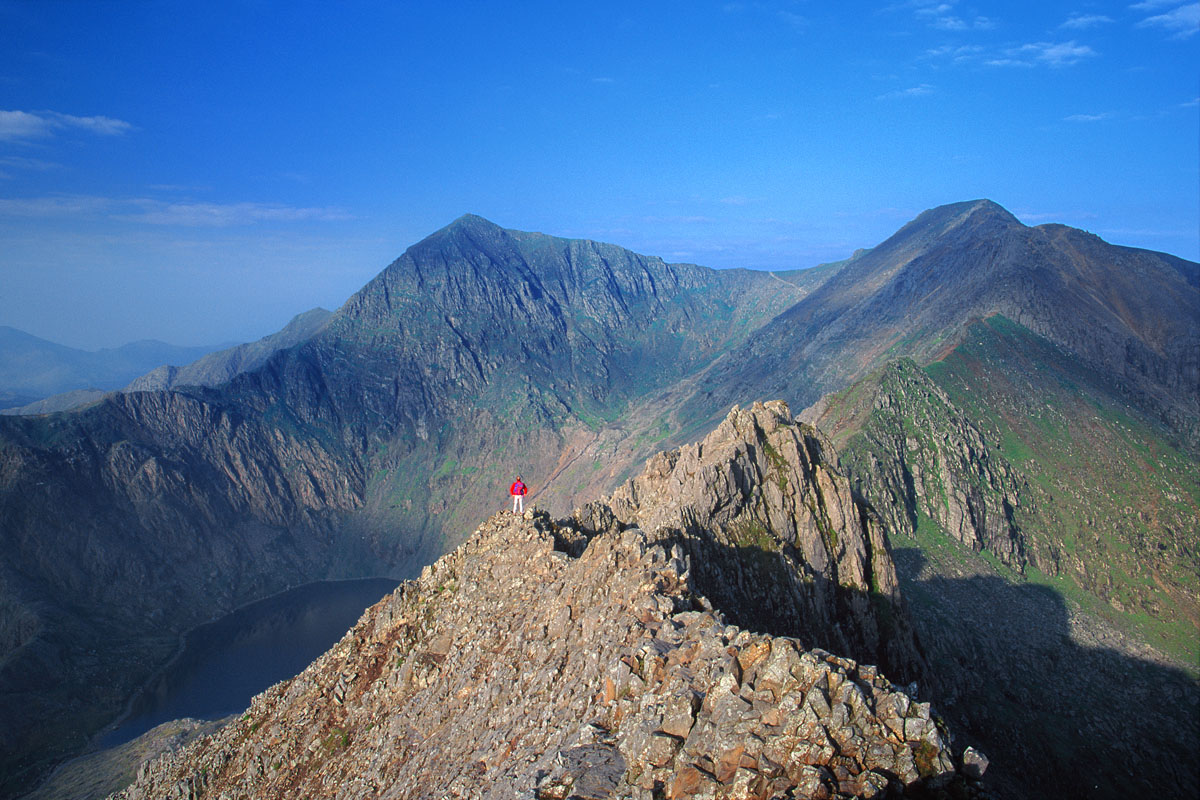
[444,212,504,234]
[911,198,1023,233]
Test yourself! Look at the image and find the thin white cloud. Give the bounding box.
[903,0,994,30]
[0,195,352,226]
[591,77,616,84]
[988,40,1097,67]
[0,155,60,171]
[878,83,935,99]
[933,14,996,30]
[120,201,353,227]
[1129,0,1179,10]
[1136,3,1200,38]
[1062,13,1114,28]
[923,44,985,61]
[0,109,135,141]
[1064,112,1113,121]
[0,195,114,216]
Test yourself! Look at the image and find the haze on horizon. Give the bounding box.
[1,0,1196,350]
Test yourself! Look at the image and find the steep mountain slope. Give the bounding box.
[804,316,1199,661]
[801,316,1200,798]
[699,200,1199,445]
[0,327,225,408]
[0,217,832,797]
[114,404,979,800]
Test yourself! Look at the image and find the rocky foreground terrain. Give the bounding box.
[113,403,984,799]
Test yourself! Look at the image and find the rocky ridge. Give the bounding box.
[574,401,922,681]
[113,405,978,799]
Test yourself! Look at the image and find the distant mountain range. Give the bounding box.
[1,201,1196,799]
[0,328,227,407]
[0,308,333,415]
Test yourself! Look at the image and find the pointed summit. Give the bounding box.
[889,199,1023,247]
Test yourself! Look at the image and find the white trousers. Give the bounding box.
[512,494,523,513]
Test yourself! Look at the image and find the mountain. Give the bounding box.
[113,404,981,800]
[0,216,834,797]
[696,200,1199,444]
[0,328,227,408]
[2,202,1197,799]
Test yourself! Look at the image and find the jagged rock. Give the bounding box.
[577,400,923,681]
[111,406,976,799]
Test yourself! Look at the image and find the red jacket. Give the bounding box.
[510,480,527,496]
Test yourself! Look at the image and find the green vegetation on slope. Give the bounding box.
[816,315,1198,668]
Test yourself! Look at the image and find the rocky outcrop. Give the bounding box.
[573,401,923,682]
[113,509,976,800]
[801,360,1028,571]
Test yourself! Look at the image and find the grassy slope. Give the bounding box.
[818,315,1198,668]
[925,316,1199,666]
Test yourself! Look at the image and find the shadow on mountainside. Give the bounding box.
[891,547,1199,800]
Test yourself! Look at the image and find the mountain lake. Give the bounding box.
[101,577,400,747]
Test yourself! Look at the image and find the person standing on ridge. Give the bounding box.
[510,475,528,514]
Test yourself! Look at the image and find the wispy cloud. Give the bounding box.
[933,14,996,30]
[877,83,935,100]
[1136,3,1199,38]
[1062,13,1114,29]
[0,155,60,172]
[923,44,985,62]
[0,109,135,141]
[1064,112,1113,122]
[987,40,1097,67]
[906,0,995,30]
[1129,0,1180,10]
[0,195,114,216]
[120,201,352,226]
[591,76,616,84]
[0,195,352,226]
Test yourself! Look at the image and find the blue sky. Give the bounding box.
[1,1,1196,349]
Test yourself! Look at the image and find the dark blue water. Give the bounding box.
[101,577,399,747]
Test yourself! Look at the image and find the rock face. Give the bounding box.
[575,401,923,682]
[112,437,974,799]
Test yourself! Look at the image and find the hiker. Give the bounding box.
[510,475,528,513]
